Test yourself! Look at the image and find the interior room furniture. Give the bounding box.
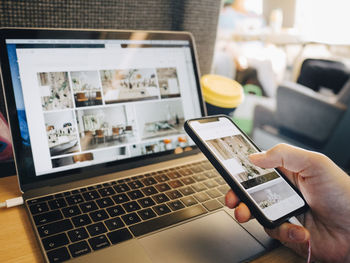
[0,175,305,263]
[94,129,105,144]
[252,79,350,168]
[72,152,93,163]
[76,92,88,107]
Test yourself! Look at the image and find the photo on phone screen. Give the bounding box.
[186,116,306,223]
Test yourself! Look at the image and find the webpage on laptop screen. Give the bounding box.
[6,39,202,176]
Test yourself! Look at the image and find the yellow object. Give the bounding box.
[201,74,244,108]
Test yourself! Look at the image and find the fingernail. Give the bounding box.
[289,227,306,242]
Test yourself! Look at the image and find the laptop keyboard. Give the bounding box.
[27,160,230,263]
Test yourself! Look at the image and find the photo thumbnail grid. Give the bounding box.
[37,67,188,170]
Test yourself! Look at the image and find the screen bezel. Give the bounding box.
[184,115,308,228]
[0,28,206,192]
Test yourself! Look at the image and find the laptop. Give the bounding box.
[0,28,275,263]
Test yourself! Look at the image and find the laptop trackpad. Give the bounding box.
[139,211,265,263]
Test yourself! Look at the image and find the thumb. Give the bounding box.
[249,143,324,177]
[265,222,310,244]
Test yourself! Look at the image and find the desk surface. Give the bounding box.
[0,175,304,263]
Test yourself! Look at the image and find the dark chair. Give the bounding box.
[252,78,350,168]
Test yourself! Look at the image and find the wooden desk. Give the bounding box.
[0,176,304,263]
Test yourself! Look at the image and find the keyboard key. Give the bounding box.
[38,219,73,237]
[68,227,89,242]
[66,194,84,205]
[79,201,98,213]
[141,186,158,196]
[204,171,218,179]
[203,199,223,211]
[112,193,130,204]
[27,196,53,205]
[121,212,141,225]
[141,177,157,186]
[178,168,193,176]
[190,165,204,173]
[96,197,114,208]
[33,210,63,226]
[68,240,91,258]
[103,182,112,187]
[206,189,221,198]
[168,180,184,189]
[98,187,116,197]
[155,183,171,192]
[72,190,80,195]
[168,200,185,211]
[138,208,157,220]
[153,204,171,216]
[127,190,144,200]
[54,193,64,198]
[138,197,155,208]
[87,222,107,236]
[152,193,169,204]
[29,202,49,215]
[63,191,71,197]
[154,174,170,183]
[123,201,141,212]
[217,185,230,195]
[166,190,183,200]
[113,183,130,193]
[192,183,207,192]
[47,247,70,263]
[48,198,67,210]
[88,234,110,251]
[215,177,227,185]
[106,205,126,217]
[82,190,100,201]
[167,171,182,179]
[192,173,207,182]
[204,180,219,189]
[128,180,144,189]
[129,204,207,237]
[90,210,109,222]
[217,196,226,205]
[105,217,125,231]
[179,186,195,196]
[202,162,213,170]
[42,232,69,250]
[181,177,195,185]
[181,196,198,207]
[107,228,133,245]
[62,205,81,217]
[72,214,92,227]
[194,192,211,203]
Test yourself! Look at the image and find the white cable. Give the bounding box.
[0,196,24,208]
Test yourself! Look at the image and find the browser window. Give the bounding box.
[6,39,201,176]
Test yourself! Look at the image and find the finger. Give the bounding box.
[264,223,310,244]
[234,202,251,223]
[225,189,240,209]
[249,143,324,178]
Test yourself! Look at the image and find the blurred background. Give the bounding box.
[213,0,350,172]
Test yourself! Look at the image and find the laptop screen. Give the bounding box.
[2,30,204,185]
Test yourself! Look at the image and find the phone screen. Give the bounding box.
[188,117,305,221]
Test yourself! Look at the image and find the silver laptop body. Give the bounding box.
[0,28,275,263]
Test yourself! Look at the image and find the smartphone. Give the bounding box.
[184,115,308,228]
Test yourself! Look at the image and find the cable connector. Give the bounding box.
[0,196,24,208]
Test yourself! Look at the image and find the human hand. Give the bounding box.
[225,144,350,262]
